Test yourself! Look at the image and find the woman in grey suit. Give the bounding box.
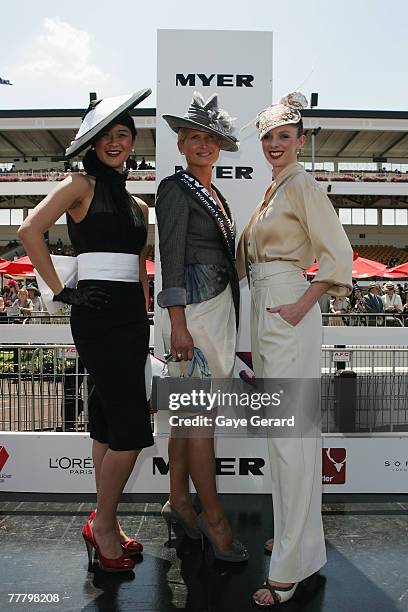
[156,92,247,562]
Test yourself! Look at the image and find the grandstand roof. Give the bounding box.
[300,109,408,164]
[1,107,408,162]
[0,108,156,161]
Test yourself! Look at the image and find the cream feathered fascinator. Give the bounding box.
[255,92,308,140]
[163,91,239,152]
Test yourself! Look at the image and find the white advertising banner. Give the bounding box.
[0,323,405,347]
[1,432,407,494]
[155,29,273,353]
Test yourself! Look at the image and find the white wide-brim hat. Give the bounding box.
[163,91,239,152]
[65,89,152,158]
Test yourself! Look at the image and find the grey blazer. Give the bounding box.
[156,178,234,307]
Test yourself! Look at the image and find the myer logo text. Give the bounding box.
[153,457,265,476]
[176,74,254,87]
[175,166,253,179]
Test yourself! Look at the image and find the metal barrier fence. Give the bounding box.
[0,314,70,325]
[321,346,408,433]
[0,345,87,432]
[321,313,408,327]
[0,313,154,325]
[1,344,407,434]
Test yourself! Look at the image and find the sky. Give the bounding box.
[1,0,408,111]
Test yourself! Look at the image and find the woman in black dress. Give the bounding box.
[18,90,153,572]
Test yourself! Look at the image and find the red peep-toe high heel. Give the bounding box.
[82,519,135,573]
[88,510,143,555]
[121,538,143,554]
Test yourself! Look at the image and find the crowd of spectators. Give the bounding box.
[324,280,408,326]
[126,156,155,171]
[48,239,74,256]
[0,160,156,182]
[0,280,45,322]
[312,169,408,183]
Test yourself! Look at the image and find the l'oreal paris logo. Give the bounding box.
[176,74,254,87]
[49,456,94,475]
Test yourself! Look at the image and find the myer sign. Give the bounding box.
[155,29,273,353]
[175,73,255,87]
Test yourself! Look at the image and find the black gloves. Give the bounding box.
[53,286,110,309]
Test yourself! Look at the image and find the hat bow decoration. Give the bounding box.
[162,91,239,152]
[187,92,236,137]
[256,91,308,139]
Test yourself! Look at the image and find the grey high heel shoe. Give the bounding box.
[161,501,201,544]
[196,513,249,562]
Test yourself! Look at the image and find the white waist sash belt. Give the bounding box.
[77,252,139,282]
[35,252,139,314]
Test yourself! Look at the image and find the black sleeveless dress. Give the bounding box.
[67,180,154,451]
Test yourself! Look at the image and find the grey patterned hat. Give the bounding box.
[163,91,239,152]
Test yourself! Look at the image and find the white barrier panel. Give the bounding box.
[154,29,273,354]
[1,324,405,348]
[1,432,407,494]
[0,324,154,348]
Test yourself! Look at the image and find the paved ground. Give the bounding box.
[1,494,408,611]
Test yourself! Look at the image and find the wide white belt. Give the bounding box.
[35,253,139,314]
[250,260,303,282]
[77,252,139,282]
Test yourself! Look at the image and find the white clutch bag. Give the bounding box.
[35,255,78,314]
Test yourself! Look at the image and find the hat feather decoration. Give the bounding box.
[255,91,308,139]
[162,91,239,152]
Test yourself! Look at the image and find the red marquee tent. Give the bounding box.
[382,262,408,279]
[0,255,155,277]
[146,259,155,276]
[0,255,35,277]
[307,256,387,279]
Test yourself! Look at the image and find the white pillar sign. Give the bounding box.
[155,29,273,352]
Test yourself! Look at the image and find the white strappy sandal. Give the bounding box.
[253,580,298,607]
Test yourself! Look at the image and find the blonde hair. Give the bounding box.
[177,128,189,144]
[177,127,221,146]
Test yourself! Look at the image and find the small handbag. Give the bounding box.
[151,348,212,414]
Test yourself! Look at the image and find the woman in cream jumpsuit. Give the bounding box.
[237,92,353,606]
